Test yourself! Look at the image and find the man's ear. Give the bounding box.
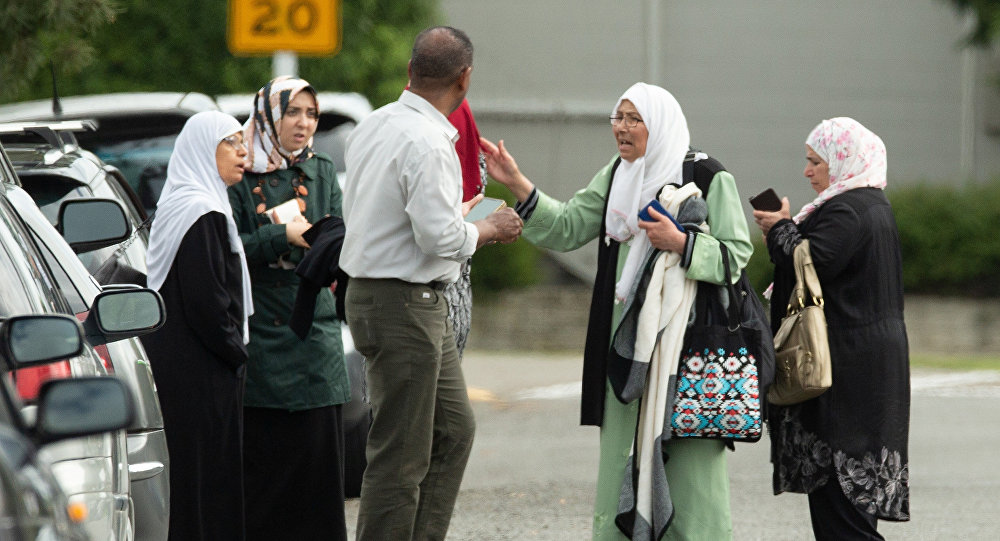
[407,60,413,82]
[455,66,472,94]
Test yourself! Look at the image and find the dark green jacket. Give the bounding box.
[228,153,350,410]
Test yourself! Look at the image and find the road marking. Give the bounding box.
[910,370,1000,397]
[513,382,580,401]
[467,387,500,402]
[470,371,1000,403]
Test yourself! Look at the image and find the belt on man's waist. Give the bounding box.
[351,277,448,290]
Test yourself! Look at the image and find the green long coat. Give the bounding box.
[228,153,350,410]
[522,155,752,540]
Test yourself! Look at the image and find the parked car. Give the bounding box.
[218,91,374,496]
[0,92,220,213]
[1,121,171,541]
[0,313,138,541]
[0,141,167,540]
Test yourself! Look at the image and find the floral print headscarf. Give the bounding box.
[243,76,317,173]
[793,117,887,223]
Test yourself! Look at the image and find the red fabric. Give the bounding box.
[448,99,483,202]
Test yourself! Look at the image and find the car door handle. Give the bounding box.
[128,461,164,481]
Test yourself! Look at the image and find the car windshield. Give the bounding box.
[92,135,175,213]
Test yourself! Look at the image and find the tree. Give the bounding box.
[0,0,120,99]
[4,0,439,108]
[946,0,1000,46]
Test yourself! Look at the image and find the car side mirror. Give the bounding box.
[0,314,84,370]
[34,377,134,445]
[57,198,131,254]
[83,288,165,346]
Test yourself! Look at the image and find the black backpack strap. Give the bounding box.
[683,148,726,196]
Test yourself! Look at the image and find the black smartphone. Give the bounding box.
[749,188,781,211]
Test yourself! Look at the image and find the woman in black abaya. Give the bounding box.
[143,111,255,541]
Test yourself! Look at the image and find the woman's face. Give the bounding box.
[278,91,319,152]
[612,99,648,162]
[216,132,248,186]
[804,145,831,194]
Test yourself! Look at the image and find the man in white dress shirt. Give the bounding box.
[340,26,522,541]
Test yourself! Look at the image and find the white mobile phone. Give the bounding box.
[464,197,507,222]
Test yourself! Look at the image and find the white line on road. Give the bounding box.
[501,371,1000,402]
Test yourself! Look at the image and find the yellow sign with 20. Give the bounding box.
[228,0,341,56]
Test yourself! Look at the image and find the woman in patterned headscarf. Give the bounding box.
[754,117,910,540]
[227,76,350,541]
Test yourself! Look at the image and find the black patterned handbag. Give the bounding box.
[670,244,768,442]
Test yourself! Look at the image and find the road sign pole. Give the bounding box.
[272,50,299,78]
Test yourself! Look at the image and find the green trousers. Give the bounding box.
[592,382,733,541]
[346,278,476,541]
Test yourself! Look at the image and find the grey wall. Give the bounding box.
[440,0,1000,279]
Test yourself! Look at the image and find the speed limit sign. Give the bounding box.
[228,0,341,55]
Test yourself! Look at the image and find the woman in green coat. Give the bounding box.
[228,76,350,541]
[482,83,752,541]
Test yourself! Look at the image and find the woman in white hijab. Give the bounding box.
[143,110,253,541]
[482,83,752,540]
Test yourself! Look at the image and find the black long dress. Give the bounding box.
[766,188,910,522]
[142,212,249,541]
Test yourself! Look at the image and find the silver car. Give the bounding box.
[0,138,168,540]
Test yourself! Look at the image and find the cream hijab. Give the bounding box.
[147,111,254,343]
[243,76,317,173]
[606,83,691,302]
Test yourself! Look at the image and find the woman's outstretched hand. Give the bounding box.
[753,197,792,237]
[479,137,535,202]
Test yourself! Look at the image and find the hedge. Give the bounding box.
[473,180,1000,299]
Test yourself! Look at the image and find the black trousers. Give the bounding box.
[808,479,884,541]
[244,404,346,541]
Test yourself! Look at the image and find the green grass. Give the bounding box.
[910,353,1000,372]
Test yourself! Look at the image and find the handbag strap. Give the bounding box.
[789,240,824,313]
[718,243,743,331]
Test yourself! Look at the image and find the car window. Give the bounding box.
[0,198,67,318]
[16,174,92,225]
[93,135,175,211]
[86,173,148,272]
[0,146,19,187]
[26,230,88,314]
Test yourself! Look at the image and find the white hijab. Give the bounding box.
[606,83,691,302]
[147,111,254,343]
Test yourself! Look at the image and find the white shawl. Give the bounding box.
[614,181,704,539]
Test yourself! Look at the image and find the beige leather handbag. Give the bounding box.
[768,240,832,406]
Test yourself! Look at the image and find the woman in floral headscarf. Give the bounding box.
[754,117,910,540]
[227,76,350,541]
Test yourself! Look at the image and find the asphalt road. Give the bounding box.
[345,351,1000,540]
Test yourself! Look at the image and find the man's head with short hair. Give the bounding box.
[409,26,473,91]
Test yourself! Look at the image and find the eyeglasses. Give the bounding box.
[609,115,644,129]
[222,134,247,152]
